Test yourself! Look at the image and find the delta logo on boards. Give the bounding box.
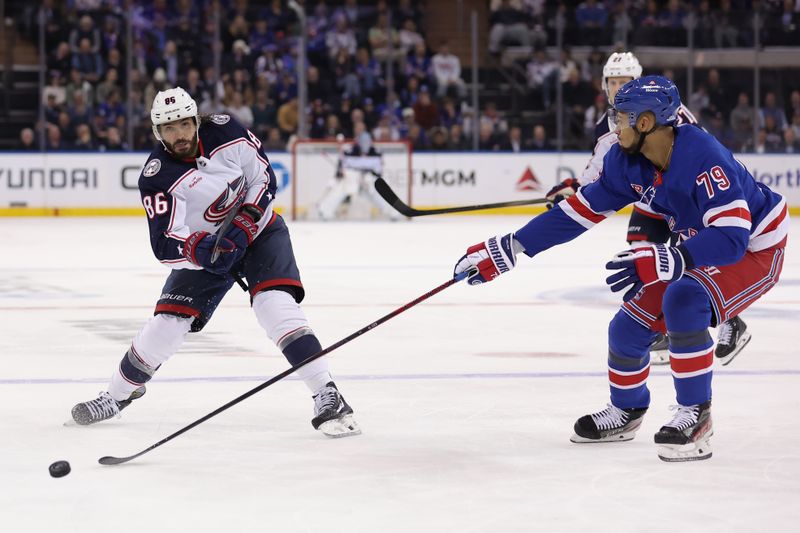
[515,166,542,191]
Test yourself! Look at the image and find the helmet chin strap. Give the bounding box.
[628,122,657,155]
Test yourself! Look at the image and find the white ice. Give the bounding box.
[1,215,798,532]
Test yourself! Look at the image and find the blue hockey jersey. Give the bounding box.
[138,114,277,269]
[515,124,789,268]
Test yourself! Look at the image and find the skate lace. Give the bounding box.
[717,321,733,346]
[663,404,699,431]
[313,386,339,416]
[86,392,120,420]
[590,403,628,430]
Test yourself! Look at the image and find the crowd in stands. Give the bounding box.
[498,0,800,153]
[10,0,800,155]
[490,0,800,51]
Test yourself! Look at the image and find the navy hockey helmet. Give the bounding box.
[613,75,681,129]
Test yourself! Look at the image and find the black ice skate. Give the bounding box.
[311,382,361,438]
[570,403,648,443]
[654,401,713,462]
[71,387,146,426]
[649,332,670,365]
[715,316,751,366]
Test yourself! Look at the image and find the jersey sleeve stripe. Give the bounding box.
[707,206,753,231]
[165,231,185,241]
[707,207,751,225]
[209,138,271,168]
[709,217,752,230]
[561,191,612,228]
[701,200,750,227]
[165,196,179,236]
[208,137,246,157]
[243,139,270,168]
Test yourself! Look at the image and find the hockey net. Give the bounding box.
[290,139,412,220]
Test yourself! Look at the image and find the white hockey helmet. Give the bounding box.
[151,87,199,141]
[602,52,643,102]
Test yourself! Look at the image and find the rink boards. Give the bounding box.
[0,151,799,216]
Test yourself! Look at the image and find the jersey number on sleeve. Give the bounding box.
[143,192,169,218]
[695,166,730,198]
[246,129,262,149]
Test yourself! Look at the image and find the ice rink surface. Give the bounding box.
[1,214,798,532]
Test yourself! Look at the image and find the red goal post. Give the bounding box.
[290,139,413,220]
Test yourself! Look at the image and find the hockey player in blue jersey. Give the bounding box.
[454,76,788,461]
[545,52,751,366]
[71,88,361,438]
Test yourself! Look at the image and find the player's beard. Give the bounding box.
[618,130,643,155]
[165,136,198,158]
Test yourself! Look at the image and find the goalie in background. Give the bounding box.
[316,124,404,221]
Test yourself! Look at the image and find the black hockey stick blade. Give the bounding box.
[98,271,470,466]
[374,177,549,216]
[210,195,245,263]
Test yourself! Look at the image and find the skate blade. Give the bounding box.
[570,431,637,444]
[657,434,713,462]
[318,414,362,438]
[650,349,670,366]
[717,332,752,366]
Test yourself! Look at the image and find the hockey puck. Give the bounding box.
[49,460,71,478]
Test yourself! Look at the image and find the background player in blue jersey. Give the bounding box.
[545,52,751,366]
[454,76,788,462]
[71,88,361,438]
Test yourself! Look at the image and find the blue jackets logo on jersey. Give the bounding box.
[210,114,231,125]
[143,159,161,177]
[205,175,246,224]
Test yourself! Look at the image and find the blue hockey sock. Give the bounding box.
[607,310,655,409]
[282,333,323,366]
[119,347,157,386]
[663,278,714,406]
[282,333,331,393]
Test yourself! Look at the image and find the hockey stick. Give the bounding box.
[210,197,244,264]
[99,271,470,466]
[211,196,250,291]
[374,177,550,216]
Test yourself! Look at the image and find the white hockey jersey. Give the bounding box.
[138,114,277,269]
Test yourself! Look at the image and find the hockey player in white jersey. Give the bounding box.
[545,52,750,366]
[316,124,403,221]
[71,88,360,438]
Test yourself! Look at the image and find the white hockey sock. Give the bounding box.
[253,290,332,393]
[108,314,192,402]
[295,358,333,394]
